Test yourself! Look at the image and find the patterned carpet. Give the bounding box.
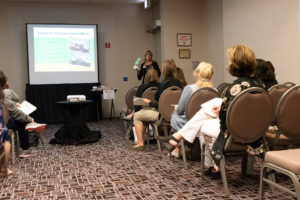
[0,119,295,199]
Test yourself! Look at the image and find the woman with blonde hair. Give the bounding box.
[132,60,182,150]
[159,45,265,178]
[169,62,214,157]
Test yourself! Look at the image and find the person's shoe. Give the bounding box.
[122,116,132,121]
[171,150,180,158]
[131,145,144,151]
[25,122,47,133]
[204,167,221,179]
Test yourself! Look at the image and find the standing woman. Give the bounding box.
[0,70,13,175]
[137,50,161,84]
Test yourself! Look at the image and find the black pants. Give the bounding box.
[6,118,30,150]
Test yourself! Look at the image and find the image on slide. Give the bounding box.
[69,38,92,67]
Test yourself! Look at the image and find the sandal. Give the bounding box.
[158,135,180,146]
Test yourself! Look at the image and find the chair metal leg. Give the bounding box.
[11,131,16,164]
[180,140,187,169]
[201,143,205,181]
[259,164,266,200]
[152,124,161,151]
[146,125,150,150]
[0,146,7,178]
[220,156,229,196]
[241,153,248,175]
[16,131,20,158]
[163,126,168,136]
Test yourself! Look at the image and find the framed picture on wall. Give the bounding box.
[179,49,190,59]
[177,33,192,46]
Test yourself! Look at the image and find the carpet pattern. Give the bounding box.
[0,119,295,199]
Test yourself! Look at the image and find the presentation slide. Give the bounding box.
[27,24,99,84]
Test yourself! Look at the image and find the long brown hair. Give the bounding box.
[177,67,187,87]
[0,70,8,100]
[162,60,177,79]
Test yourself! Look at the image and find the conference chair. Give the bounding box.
[123,86,138,139]
[175,87,218,169]
[140,86,158,149]
[201,87,274,196]
[217,83,231,98]
[1,103,20,165]
[0,145,7,178]
[283,81,296,88]
[259,148,300,200]
[147,86,182,151]
[266,85,300,149]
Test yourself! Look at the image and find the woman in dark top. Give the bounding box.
[255,59,278,90]
[159,45,265,178]
[136,50,161,84]
[132,60,182,150]
[123,69,160,120]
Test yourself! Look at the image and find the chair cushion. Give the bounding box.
[265,149,300,175]
[266,131,300,145]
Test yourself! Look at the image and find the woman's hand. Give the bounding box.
[212,106,220,116]
[142,98,151,104]
[171,104,178,111]
[16,103,20,107]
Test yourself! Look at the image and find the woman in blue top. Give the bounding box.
[0,70,13,176]
[170,62,214,158]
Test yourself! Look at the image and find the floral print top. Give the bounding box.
[211,77,265,166]
[0,104,8,146]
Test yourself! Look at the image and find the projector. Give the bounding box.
[67,95,86,102]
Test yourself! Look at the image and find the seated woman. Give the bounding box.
[0,70,13,175]
[132,60,182,150]
[2,77,46,156]
[255,59,278,90]
[170,62,214,158]
[176,67,187,87]
[123,69,160,120]
[159,45,265,178]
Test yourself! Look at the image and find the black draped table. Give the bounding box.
[49,100,101,145]
[26,83,101,123]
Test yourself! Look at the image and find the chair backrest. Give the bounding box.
[158,86,182,121]
[125,86,138,111]
[217,83,231,98]
[226,87,274,144]
[268,84,289,119]
[141,86,158,108]
[283,82,296,88]
[275,85,300,139]
[185,87,218,120]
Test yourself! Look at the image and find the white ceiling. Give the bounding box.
[0,0,145,3]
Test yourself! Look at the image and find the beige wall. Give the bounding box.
[223,0,300,84]
[0,2,155,117]
[2,0,300,119]
[160,0,205,84]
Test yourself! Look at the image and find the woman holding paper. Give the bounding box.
[169,62,214,158]
[123,69,160,120]
[0,70,13,175]
[136,50,161,84]
[159,45,265,178]
[2,75,45,155]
